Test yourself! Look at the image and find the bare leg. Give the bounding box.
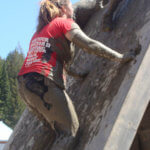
[18,75,79,137]
[43,84,79,137]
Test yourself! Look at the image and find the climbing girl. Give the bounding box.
[18,0,134,137]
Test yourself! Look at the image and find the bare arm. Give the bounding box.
[65,23,125,62]
[64,65,88,79]
[64,23,134,78]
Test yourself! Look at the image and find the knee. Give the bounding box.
[55,119,79,137]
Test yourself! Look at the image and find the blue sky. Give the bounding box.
[0,0,78,59]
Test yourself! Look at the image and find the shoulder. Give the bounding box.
[50,17,75,34]
[52,17,74,25]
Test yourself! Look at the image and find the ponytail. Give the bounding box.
[36,0,60,32]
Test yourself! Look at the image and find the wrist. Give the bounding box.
[111,51,123,62]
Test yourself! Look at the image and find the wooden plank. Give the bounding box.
[103,45,150,150]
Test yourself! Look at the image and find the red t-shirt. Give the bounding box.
[18,17,75,88]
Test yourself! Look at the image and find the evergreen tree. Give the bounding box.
[0,47,25,128]
[0,62,11,126]
[0,57,4,120]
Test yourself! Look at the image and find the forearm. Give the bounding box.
[64,65,87,79]
[67,28,123,62]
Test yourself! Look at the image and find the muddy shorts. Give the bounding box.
[17,72,79,137]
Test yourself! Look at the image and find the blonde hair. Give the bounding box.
[36,0,60,32]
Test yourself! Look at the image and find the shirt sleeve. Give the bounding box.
[58,18,80,34]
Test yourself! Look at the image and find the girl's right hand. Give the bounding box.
[121,50,135,63]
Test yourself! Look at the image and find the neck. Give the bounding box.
[62,14,68,18]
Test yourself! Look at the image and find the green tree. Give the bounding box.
[0,57,4,112]
[0,47,25,128]
[0,62,11,126]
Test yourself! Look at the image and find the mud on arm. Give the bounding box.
[64,64,88,79]
[65,23,126,62]
[65,23,134,78]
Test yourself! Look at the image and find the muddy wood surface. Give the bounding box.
[4,0,150,150]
